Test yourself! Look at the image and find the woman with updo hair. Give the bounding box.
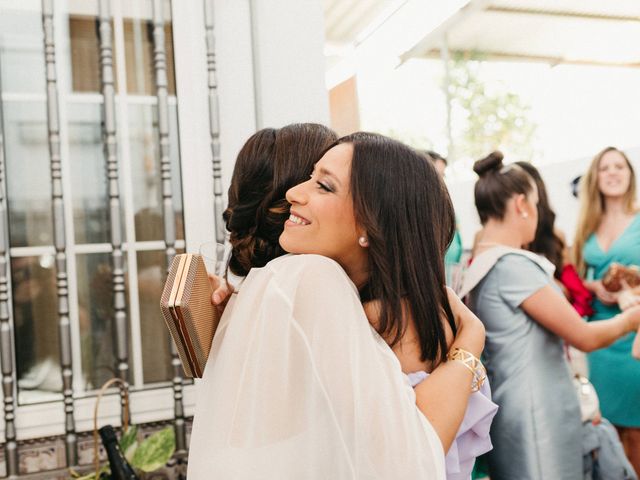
[461,152,640,479]
[223,123,338,276]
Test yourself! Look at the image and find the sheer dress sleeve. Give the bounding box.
[187,254,445,479]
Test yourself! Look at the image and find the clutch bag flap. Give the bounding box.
[159,254,219,378]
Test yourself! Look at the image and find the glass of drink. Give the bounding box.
[198,241,227,277]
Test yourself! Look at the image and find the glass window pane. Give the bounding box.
[77,252,129,391]
[13,255,62,404]
[67,102,112,244]
[122,0,176,96]
[3,101,53,247]
[68,15,103,94]
[128,103,184,242]
[170,103,184,240]
[137,249,172,383]
[0,0,45,94]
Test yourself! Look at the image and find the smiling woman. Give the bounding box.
[282,133,457,366]
[281,143,368,289]
[189,130,492,479]
[573,146,640,474]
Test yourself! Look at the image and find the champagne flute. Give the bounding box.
[198,240,227,277]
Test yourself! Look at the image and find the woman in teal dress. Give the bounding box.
[574,146,640,474]
[445,229,463,264]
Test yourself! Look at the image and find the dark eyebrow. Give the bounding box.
[313,166,342,187]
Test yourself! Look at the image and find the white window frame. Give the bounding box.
[0,0,225,442]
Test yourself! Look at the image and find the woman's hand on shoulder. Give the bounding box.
[446,287,485,358]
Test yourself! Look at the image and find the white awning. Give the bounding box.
[401,0,640,68]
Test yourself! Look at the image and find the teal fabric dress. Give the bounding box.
[445,228,463,264]
[583,213,640,427]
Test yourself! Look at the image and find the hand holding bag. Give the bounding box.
[160,254,219,378]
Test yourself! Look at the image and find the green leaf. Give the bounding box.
[130,426,175,472]
[119,425,139,462]
[124,440,139,464]
[68,464,109,480]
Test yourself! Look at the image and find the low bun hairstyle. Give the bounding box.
[473,151,535,225]
[224,123,338,276]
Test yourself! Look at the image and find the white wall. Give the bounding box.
[175,0,330,252]
[250,0,330,128]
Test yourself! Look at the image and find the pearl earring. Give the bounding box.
[522,212,529,219]
[358,236,369,247]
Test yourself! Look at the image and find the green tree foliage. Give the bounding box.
[447,52,537,162]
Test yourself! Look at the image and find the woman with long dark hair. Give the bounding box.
[189,130,489,479]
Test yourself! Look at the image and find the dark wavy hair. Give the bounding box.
[515,161,564,279]
[336,132,457,364]
[223,124,337,276]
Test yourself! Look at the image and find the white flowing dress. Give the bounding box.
[187,254,446,479]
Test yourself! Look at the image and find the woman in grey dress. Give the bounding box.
[466,152,640,480]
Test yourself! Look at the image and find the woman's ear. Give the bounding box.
[514,193,528,216]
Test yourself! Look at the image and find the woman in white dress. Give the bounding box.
[188,129,487,479]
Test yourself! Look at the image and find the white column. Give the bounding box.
[250,0,330,128]
[174,0,330,252]
[172,0,257,251]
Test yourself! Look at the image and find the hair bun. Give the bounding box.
[473,151,504,176]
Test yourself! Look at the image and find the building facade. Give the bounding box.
[0,0,329,477]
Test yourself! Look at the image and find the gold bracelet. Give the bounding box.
[447,347,487,392]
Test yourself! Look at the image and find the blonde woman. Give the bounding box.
[573,146,640,474]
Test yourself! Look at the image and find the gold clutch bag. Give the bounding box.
[160,254,219,378]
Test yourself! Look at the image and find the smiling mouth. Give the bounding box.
[288,213,310,225]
